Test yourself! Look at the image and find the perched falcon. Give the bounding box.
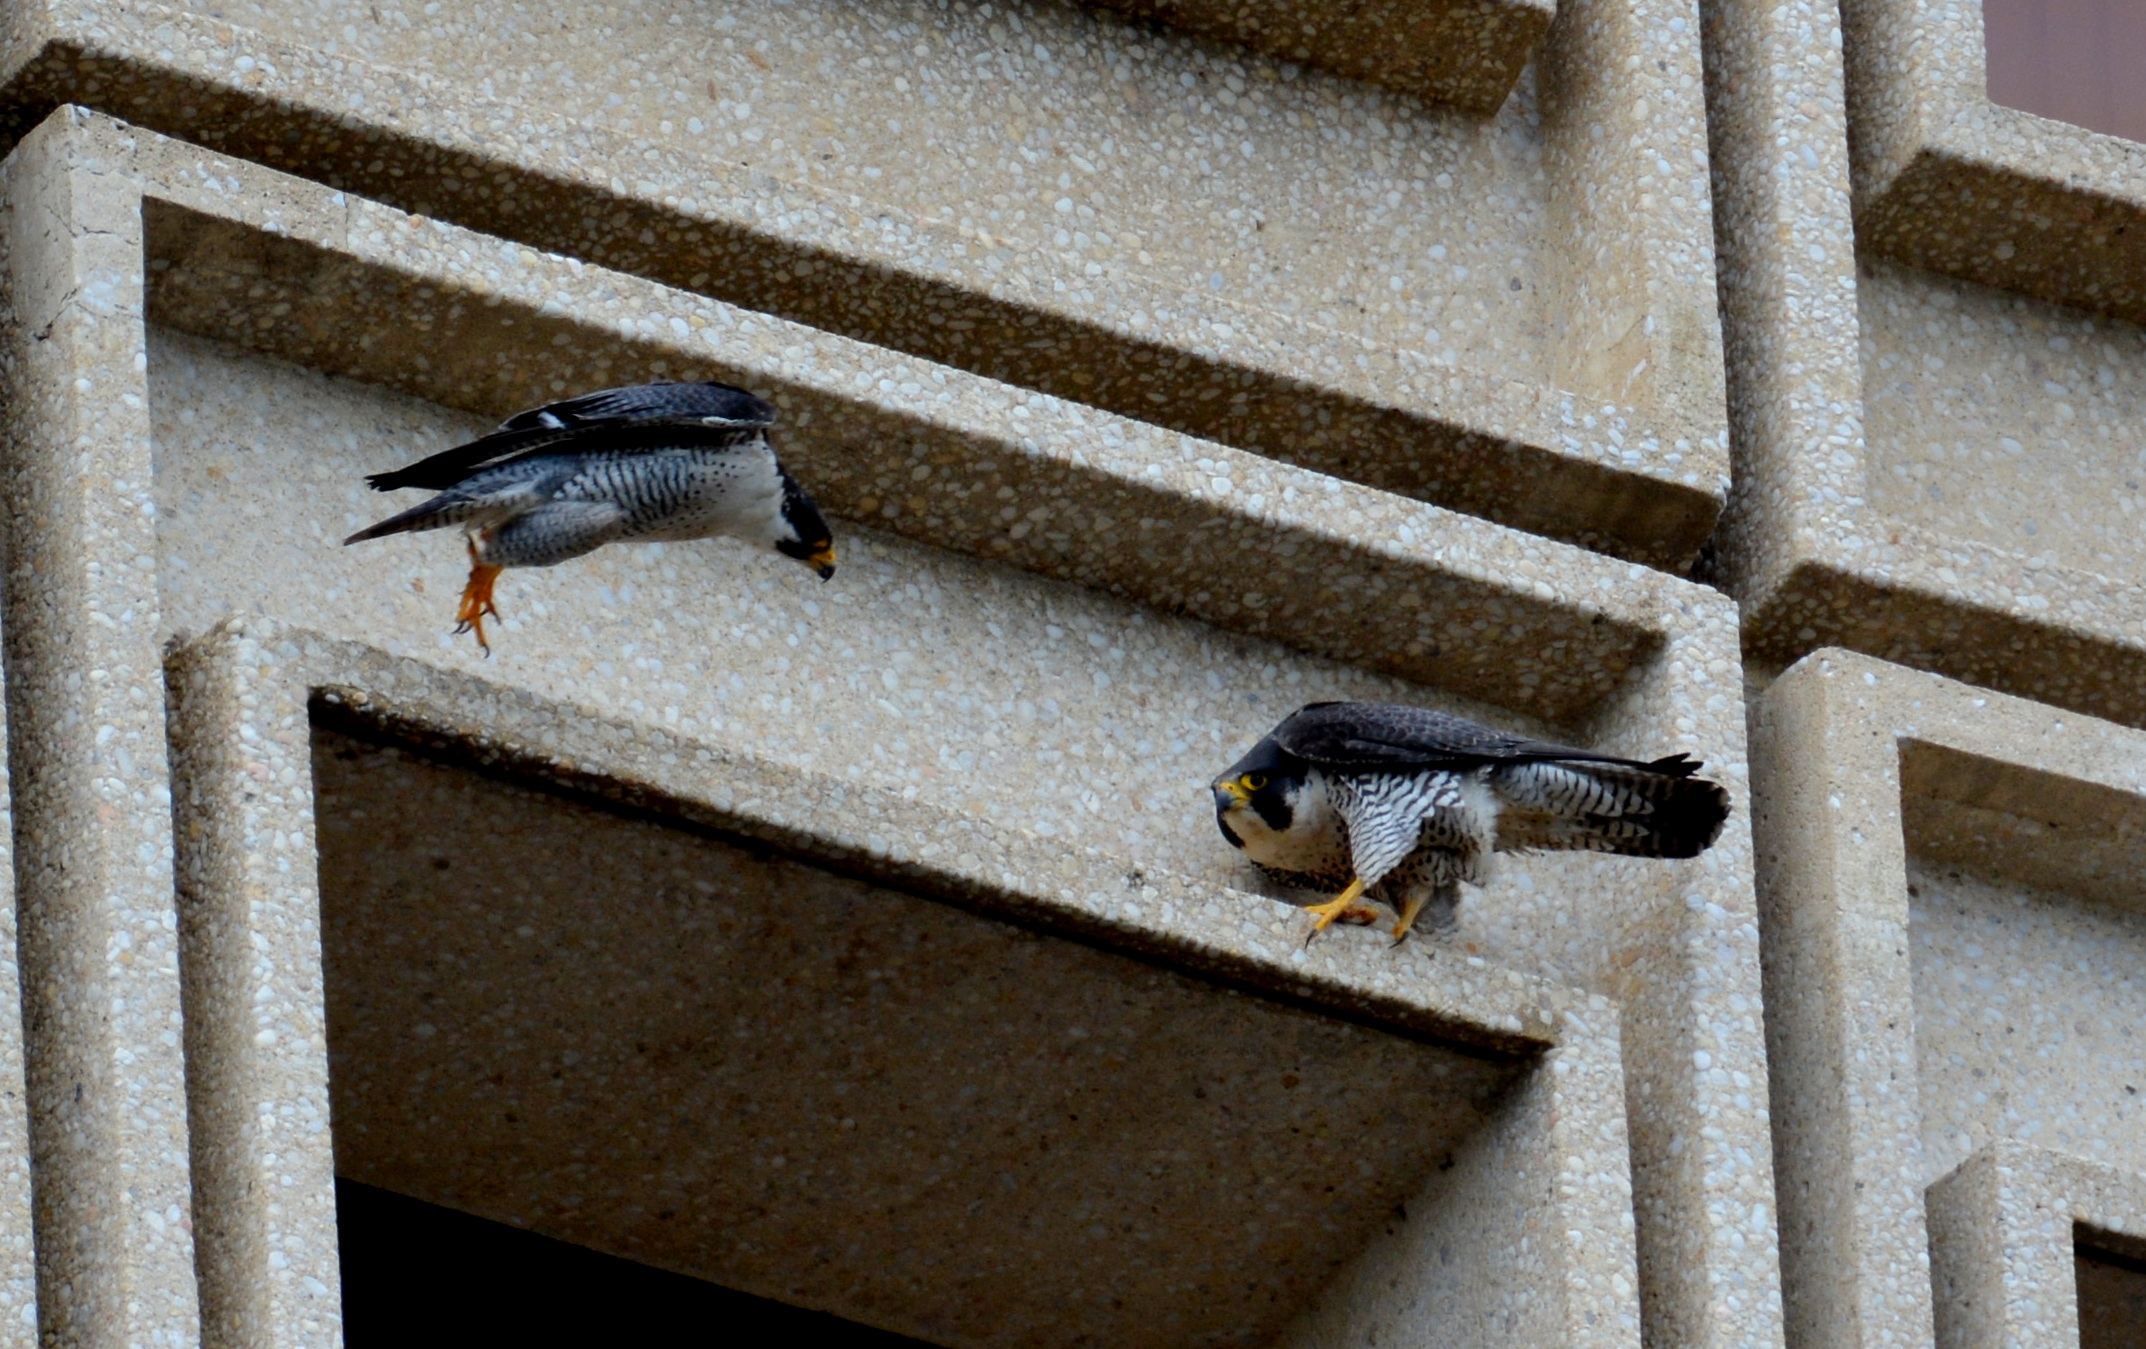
[345,380,835,651]
[1212,701,1731,943]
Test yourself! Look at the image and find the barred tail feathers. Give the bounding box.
[1491,759,1729,859]
[342,491,483,545]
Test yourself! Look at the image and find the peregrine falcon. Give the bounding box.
[345,380,835,651]
[1212,701,1731,944]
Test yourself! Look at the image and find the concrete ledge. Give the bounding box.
[1077,0,1553,113]
[1750,648,2146,1349]
[0,0,1728,568]
[1842,0,2146,326]
[1927,1142,2146,1349]
[167,616,1643,1348]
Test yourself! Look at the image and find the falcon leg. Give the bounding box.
[453,535,504,654]
[1390,881,1460,947]
[1302,878,1378,946]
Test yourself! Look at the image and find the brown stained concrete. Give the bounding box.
[1750,647,2146,1349]
[0,0,1729,568]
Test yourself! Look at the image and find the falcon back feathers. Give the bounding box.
[1213,699,1733,943]
[346,379,833,652]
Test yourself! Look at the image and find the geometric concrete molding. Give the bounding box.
[1702,0,2146,730]
[0,0,1729,568]
[1,104,1780,1347]
[1076,0,1554,113]
[1749,647,2146,1349]
[1926,1141,2146,1349]
[168,617,1647,1349]
[1841,0,2146,326]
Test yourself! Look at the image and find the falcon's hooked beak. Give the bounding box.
[1211,774,1256,850]
[808,541,837,580]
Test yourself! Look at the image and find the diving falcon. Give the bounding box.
[1212,700,1731,944]
[346,380,835,651]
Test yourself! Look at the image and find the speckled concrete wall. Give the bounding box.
[0,0,1730,568]
[0,96,1781,1349]
[1751,650,2146,1349]
[0,686,33,1348]
[15,0,2134,1339]
[1706,0,2146,730]
[1927,1142,2146,1349]
[1704,0,2146,1336]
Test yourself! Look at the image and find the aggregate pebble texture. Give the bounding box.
[0,682,35,1348]
[183,617,1644,1349]
[1703,0,2146,733]
[1074,0,1554,112]
[165,636,341,1348]
[1925,1141,2146,1349]
[0,0,1730,568]
[1839,0,2146,327]
[1749,648,2146,1349]
[0,106,1787,1347]
[0,110,201,1349]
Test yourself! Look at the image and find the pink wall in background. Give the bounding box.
[1985,0,2146,144]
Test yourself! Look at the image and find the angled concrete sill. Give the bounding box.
[1927,1142,2146,1349]
[161,618,1642,1349]
[1750,648,2146,1349]
[1073,0,1554,113]
[0,0,1729,568]
[2,103,1770,1349]
[1843,0,2146,325]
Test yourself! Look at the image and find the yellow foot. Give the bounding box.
[1390,891,1430,948]
[1303,877,1373,946]
[453,539,504,654]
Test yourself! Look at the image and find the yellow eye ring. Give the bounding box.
[1241,773,1267,791]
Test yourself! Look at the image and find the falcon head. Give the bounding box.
[773,468,837,580]
[1211,735,1311,853]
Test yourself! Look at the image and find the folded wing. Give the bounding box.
[366,380,777,493]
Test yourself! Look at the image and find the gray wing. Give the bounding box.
[1269,702,1587,770]
[496,381,776,433]
[367,381,775,493]
[1271,701,1711,778]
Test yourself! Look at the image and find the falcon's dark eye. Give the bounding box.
[1241,773,1267,791]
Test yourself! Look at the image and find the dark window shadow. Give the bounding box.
[336,1178,942,1347]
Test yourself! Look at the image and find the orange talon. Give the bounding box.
[453,537,504,654]
[1302,877,1374,946]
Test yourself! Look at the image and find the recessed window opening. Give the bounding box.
[2073,1223,2146,1349]
[1984,0,2146,143]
